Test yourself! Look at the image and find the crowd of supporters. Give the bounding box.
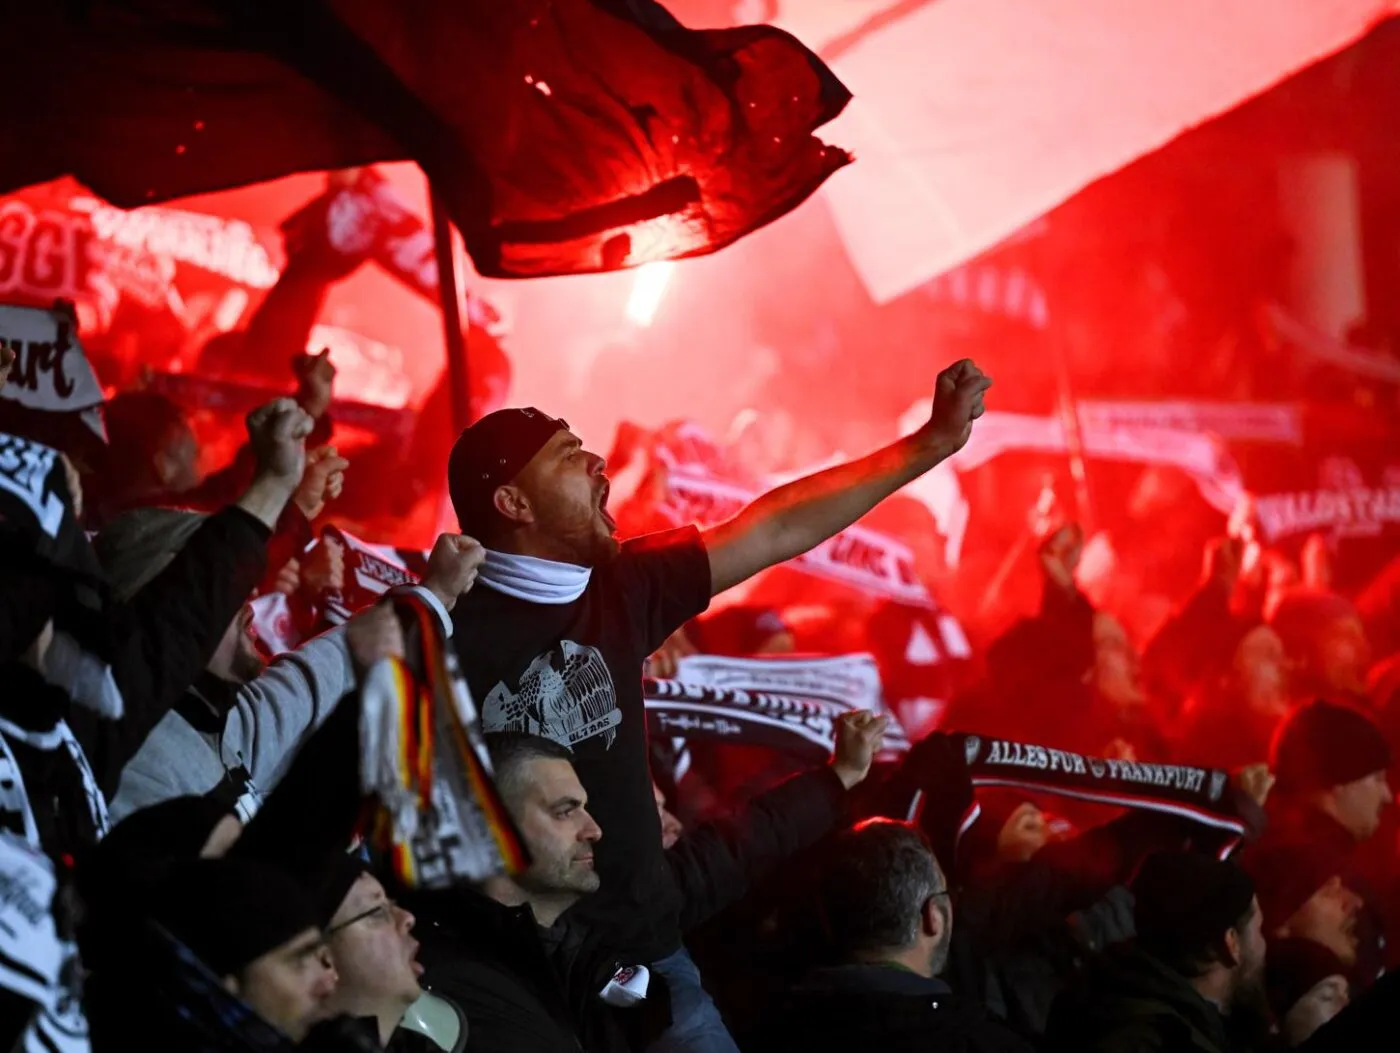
[2,303,1400,1053]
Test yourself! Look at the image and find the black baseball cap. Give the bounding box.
[448,407,569,534]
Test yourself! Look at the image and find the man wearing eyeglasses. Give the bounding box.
[317,857,430,1049]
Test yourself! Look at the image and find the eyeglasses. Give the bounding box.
[326,902,396,937]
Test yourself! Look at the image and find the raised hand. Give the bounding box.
[293,348,337,419]
[0,342,15,390]
[293,445,349,520]
[1203,535,1244,591]
[247,398,315,489]
[1233,763,1276,809]
[422,534,486,612]
[1038,521,1085,593]
[347,602,406,671]
[301,535,346,596]
[923,359,993,452]
[831,709,891,790]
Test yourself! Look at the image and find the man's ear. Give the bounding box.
[920,897,946,942]
[493,484,534,527]
[1221,926,1242,969]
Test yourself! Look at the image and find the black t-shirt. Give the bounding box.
[452,527,712,960]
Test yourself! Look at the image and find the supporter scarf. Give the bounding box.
[358,593,526,888]
[477,549,591,605]
[0,833,62,1009]
[0,731,101,1053]
[648,653,911,755]
[0,716,111,842]
[644,676,1245,837]
[320,527,421,624]
[0,430,122,719]
[950,733,1245,838]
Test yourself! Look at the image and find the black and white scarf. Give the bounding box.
[643,660,1245,838]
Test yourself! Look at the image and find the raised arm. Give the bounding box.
[702,360,991,595]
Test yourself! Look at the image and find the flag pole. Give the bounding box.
[430,189,472,432]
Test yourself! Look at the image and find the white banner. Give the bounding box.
[0,304,104,416]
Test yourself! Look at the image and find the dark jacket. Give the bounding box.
[0,507,270,867]
[406,766,850,1053]
[758,964,1032,1053]
[1043,943,1234,1053]
[948,805,1259,1041]
[406,888,598,1053]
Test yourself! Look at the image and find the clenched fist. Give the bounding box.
[831,710,890,790]
[294,348,337,419]
[923,359,993,453]
[423,534,486,612]
[247,398,315,489]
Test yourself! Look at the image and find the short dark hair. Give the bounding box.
[1132,852,1257,978]
[1150,900,1259,978]
[484,732,575,809]
[818,819,945,957]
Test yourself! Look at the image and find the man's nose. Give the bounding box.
[580,811,603,843]
[586,451,606,476]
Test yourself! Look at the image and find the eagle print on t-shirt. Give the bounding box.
[481,640,622,750]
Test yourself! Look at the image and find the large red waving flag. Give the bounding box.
[1,0,850,277]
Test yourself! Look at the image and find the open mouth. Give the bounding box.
[597,484,617,530]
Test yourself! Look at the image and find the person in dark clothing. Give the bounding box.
[87,350,341,528]
[1044,852,1268,1053]
[1242,844,1364,973]
[1260,700,1392,985]
[759,818,1031,1053]
[316,855,434,1051]
[409,718,878,1053]
[446,362,991,1051]
[84,855,340,1049]
[0,398,314,865]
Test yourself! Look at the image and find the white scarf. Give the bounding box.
[477,550,591,605]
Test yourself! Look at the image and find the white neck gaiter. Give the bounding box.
[477,549,591,604]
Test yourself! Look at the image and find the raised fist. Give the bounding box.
[247,398,314,488]
[294,445,349,520]
[0,343,15,390]
[423,534,486,612]
[831,710,890,790]
[293,348,337,419]
[924,359,993,452]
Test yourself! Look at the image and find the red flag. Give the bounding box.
[2,0,850,277]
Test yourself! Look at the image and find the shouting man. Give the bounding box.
[446,360,991,1052]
